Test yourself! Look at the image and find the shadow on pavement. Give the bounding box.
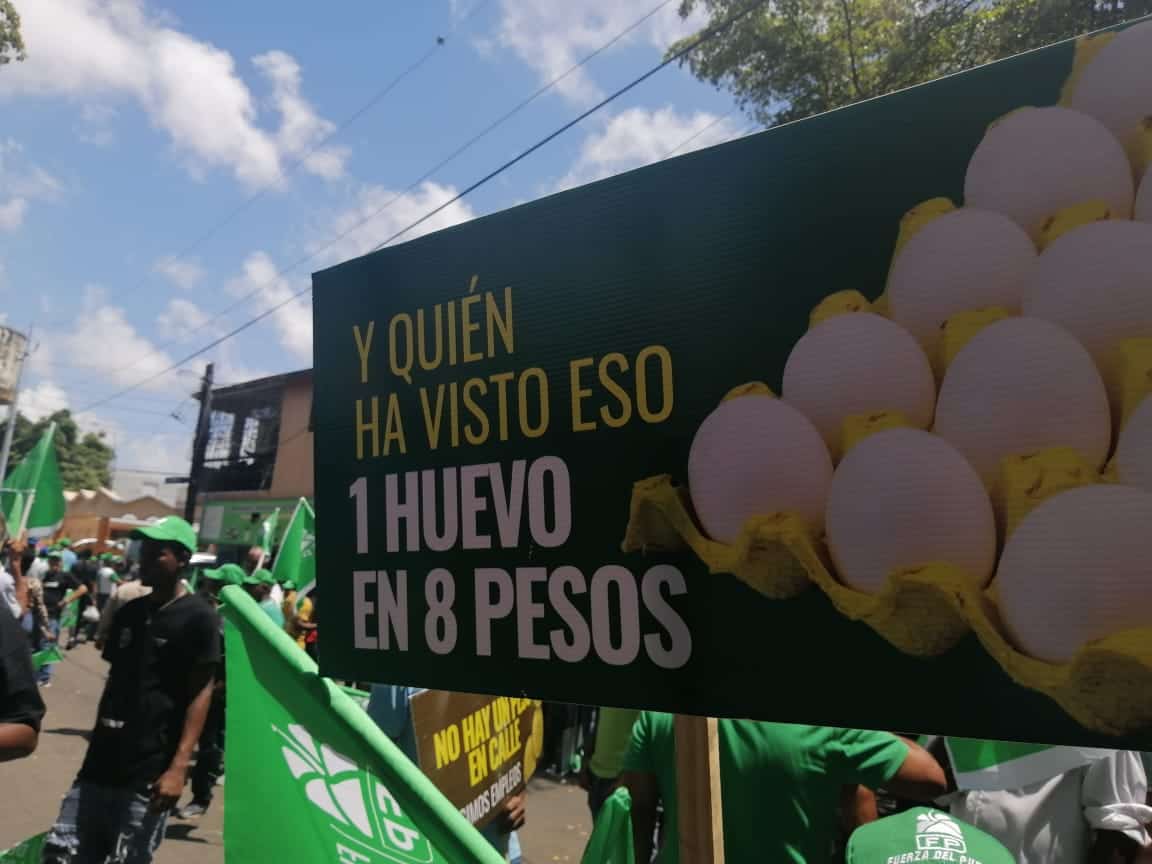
[42,727,91,740]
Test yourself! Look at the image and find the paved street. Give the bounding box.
[1,643,592,863]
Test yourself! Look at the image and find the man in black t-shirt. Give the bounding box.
[42,517,218,864]
[0,599,45,761]
[38,552,78,687]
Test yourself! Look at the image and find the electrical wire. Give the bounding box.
[77,0,770,413]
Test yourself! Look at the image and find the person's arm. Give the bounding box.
[8,542,27,615]
[620,770,659,863]
[0,612,45,761]
[0,723,38,761]
[841,784,878,831]
[618,711,660,863]
[1084,752,1152,863]
[150,661,215,811]
[835,730,947,803]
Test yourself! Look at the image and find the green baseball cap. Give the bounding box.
[132,516,198,555]
[282,579,297,591]
[847,808,1015,863]
[46,549,62,559]
[241,567,276,586]
[203,563,246,586]
[58,538,72,547]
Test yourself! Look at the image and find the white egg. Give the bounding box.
[934,317,1111,488]
[1137,166,1152,223]
[782,313,935,457]
[996,484,1152,664]
[1067,20,1152,162]
[886,208,1036,351]
[825,428,996,593]
[964,106,1133,239]
[1022,220,1152,379]
[1116,395,1152,493]
[688,395,833,543]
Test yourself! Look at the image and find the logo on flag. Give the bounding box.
[274,723,434,864]
[915,811,966,854]
[301,529,315,558]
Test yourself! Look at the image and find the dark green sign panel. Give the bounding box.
[314,21,1152,748]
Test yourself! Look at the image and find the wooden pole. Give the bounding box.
[674,715,725,863]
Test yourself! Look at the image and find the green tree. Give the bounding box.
[8,410,115,490]
[0,0,24,66]
[671,0,1152,127]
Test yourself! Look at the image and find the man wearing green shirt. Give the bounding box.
[620,714,947,864]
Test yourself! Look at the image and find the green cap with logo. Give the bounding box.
[847,808,1015,863]
[131,516,198,555]
[203,563,246,586]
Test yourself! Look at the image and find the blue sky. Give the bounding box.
[0,0,752,480]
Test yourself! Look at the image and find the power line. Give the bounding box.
[65,5,491,382]
[76,0,679,393]
[77,0,770,413]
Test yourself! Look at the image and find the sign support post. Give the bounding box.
[674,715,724,863]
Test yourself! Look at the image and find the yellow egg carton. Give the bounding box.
[622,377,1152,734]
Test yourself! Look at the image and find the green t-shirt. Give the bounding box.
[846,807,1015,863]
[621,712,909,864]
[590,708,641,780]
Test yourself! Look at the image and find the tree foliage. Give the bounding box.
[8,410,115,491]
[672,0,1152,127]
[0,0,24,66]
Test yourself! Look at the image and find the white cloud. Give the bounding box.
[53,286,182,393]
[227,251,313,363]
[0,139,62,230]
[0,198,26,231]
[557,106,741,190]
[77,103,119,146]
[317,181,478,267]
[154,255,204,290]
[493,0,705,104]
[19,381,70,421]
[112,428,191,473]
[0,0,344,187]
[157,298,209,340]
[254,50,347,180]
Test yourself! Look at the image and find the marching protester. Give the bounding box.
[93,563,150,652]
[619,715,947,863]
[942,749,1152,862]
[241,568,284,626]
[42,517,219,864]
[14,543,52,654]
[579,707,640,819]
[37,551,77,688]
[175,563,242,821]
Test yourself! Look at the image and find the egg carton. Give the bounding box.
[621,457,1152,735]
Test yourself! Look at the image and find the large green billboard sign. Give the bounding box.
[314,20,1152,747]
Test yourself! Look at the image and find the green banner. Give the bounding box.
[313,19,1152,748]
[0,834,44,863]
[582,788,634,864]
[198,497,301,546]
[220,585,503,864]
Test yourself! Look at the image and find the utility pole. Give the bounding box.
[184,362,214,523]
[0,329,31,486]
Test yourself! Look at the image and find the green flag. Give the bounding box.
[0,833,45,863]
[219,585,503,864]
[945,738,1113,791]
[272,498,315,610]
[581,787,634,864]
[59,599,79,634]
[1,423,65,538]
[260,508,280,554]
[31,644,63,671]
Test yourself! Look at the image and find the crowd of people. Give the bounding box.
[2,518,1152,862]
